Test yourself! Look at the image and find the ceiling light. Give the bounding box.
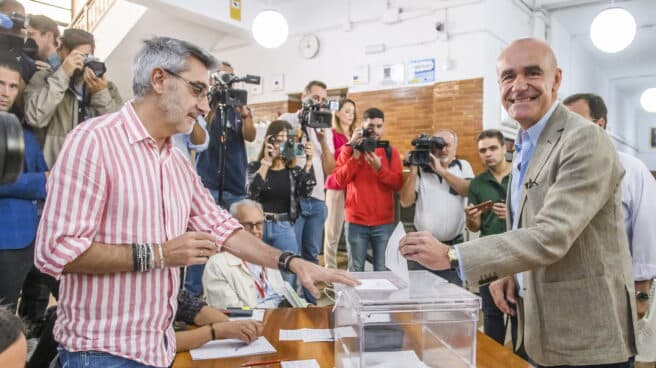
[251,10,288,49]
[641,88,656,113]
[589,7,636,53]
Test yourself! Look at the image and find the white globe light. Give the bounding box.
[251,10,289,49]
[590,7,636,53]
[641,88,656,113]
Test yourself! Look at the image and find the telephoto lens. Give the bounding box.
[0,112,24,185]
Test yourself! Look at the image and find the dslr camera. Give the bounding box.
[83,55,106,78]
[209,71,260,108]
[298,97,332,129]
[405,133,446,167]
[268,131,305,160]
[353,126,389,153]
[0,112,25,185]
[0,12,38,59]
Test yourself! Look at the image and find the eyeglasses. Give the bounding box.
[162,68,209,99]
[240,221,264,231]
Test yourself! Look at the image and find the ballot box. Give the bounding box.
[333,271,480,368]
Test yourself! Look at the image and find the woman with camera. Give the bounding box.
[322,98,358,269]
[247,120,316,285]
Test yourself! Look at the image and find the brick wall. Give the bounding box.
[350,78,484,174]
[248,78,484,173]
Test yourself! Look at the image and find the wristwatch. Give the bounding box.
[636,290,650,302]
[447,247,459,270]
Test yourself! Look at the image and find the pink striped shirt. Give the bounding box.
[34,102,241,367]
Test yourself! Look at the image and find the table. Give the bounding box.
[173,307,533,368]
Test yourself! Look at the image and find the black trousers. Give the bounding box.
[480,283,518,346]
[0,244,35,312]
[409,234,464,286]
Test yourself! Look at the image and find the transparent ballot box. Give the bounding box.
[334,271,480,368]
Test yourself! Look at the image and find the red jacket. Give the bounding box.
[333,145,403,226]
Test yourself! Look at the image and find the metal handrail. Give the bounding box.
[70,0,116,31]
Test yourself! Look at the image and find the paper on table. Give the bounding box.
[342,350,429,368]
[279,329,305,341]
[189,336,276,360]
[354,278,397,291]
[280,359,321,368]
[279,329,335,342]
[384,222,409,284]
[229,309,265,322]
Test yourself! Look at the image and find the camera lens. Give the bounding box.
[0,112,25,185]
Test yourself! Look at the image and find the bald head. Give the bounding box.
[497,38,562,129]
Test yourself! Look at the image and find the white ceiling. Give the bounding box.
[545,0,656,96]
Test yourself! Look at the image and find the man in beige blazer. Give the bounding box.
[203,199,287,309]
[399,38,636,367]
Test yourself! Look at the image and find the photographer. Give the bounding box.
[399,129,473,284]
[189,61,255,297]
[279,80,334,301]
[26,14,60,72]
[247,120,316,286]
[0,0,37,83]
[0,54,48,312]
[23,28,122,168]
[333,108,402,272]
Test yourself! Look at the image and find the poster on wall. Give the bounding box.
[230,0,241,21]
[271,74,284,91]
[407,58,435,84]
[351,65,369,85]
[376,63,404,86]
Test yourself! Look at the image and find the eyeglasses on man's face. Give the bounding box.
[240,221,264,232]
[162,68,209,99]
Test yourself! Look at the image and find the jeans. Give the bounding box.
[184,190,246,296]
[263,221,299,288]
[0,244,34,312]
[56,347,159,368]
[345,222,395,272]
[294,197,327,303]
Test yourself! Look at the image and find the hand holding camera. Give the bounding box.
[62,49,85,77]
[84,67,108,95]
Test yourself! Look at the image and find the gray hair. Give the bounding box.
[436,129,458,146]
[229,199,264,217]
[132,36,217,98]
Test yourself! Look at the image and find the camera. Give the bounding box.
[209,71,260,108]
[298,97,332,129]
[268,131,305,160]
[0,112,25,185]
[84,55,106,78]
[0,11,26,32]
[353,126,389,153]
[404,134,446,167]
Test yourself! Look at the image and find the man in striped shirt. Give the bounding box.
[34,37,357,368]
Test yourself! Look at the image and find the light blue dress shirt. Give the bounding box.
[172,115,210,162]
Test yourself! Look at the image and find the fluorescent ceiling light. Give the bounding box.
[640,88,656,113]
[589,7,636,53]
[251,10,288,49]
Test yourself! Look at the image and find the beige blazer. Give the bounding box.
[458,104,637,366]
[202,252,286,309]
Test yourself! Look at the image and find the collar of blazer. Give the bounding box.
[515,103,567,225]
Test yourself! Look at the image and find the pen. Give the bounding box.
[239,359,282,367]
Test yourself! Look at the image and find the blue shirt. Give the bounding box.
[197,109,248,196]
[0,128,48,250]
[172,116,210,162]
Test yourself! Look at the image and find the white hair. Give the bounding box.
[229,199,264,217]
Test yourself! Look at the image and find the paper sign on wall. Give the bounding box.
[352,65,369,85]
[230,0,241,21]
[407,58,435,84]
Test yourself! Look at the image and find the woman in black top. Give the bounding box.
[248,120,315,285]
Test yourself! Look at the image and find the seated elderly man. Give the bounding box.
[203,199,287,309]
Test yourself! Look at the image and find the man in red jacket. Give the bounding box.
[333,107,403,271]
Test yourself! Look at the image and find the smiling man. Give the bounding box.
[399,38,636,368]
[35,37,357,368]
